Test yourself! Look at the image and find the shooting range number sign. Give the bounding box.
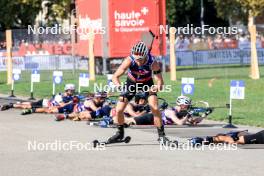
[107,74,114,86]
[181,78,194,95]
[79,73,89,87]
[53,71,63,84]
[31,70,40,82]
[230,80,245,99]
[12,69,21,81]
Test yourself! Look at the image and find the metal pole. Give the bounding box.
[200,0,204,27]
[29,80,35,100]
[70,0,76,75]
[9,79,15,97]
[103,57,107,74]
[223,96,237,128]
[52,83,55,97]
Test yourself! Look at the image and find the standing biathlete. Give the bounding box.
[108,41,173,144]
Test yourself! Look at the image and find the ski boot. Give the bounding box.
[107,125,125,143]
[0,103,13,111]
[157,125,178,146]
[21,109,33,115]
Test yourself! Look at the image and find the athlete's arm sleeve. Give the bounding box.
[151,61,164,92]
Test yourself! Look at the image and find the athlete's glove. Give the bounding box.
[144,105,151,112]
[73,96,80,104]
[205,108,213,115]
[159,102,168,110]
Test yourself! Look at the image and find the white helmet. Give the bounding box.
[42,99,49,108]
[176,96,192,106]
[131,41,148,59]
[54,95,63,103]
[94,91,107,98]
[64,84,75,91]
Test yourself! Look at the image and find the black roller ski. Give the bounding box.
[93,136,131,148]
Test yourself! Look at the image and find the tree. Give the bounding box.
[45,0,71,25]
[238,0,264,79]
[238,0,264,17]
[0,0,42,29]
[214,0,248,25]
[0,0,71,30]
[166,0,229,27]
[166,0,195,26]
[214,0,264,79]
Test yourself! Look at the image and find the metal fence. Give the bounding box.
[163,48,264,67]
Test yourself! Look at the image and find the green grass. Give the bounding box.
[0,66,264,127]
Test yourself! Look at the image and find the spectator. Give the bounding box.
[213,35,224,49]
[238,34,249,49]
[175,35,190,51]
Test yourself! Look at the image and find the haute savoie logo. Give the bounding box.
[114,7,149,32]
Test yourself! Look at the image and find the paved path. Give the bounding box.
[0,98,264,176]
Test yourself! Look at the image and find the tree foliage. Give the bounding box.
[3,0,262,30]
[214,0,264,24]
[0,0,71,30]
[0,0,42,29]
[214,0,247,23]
[237,0,264,17]
[46,0,71,25]
[166,0,229,27]
[166,0,195,26]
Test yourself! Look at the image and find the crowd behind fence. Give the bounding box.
[172,34,264,51]
[1,29,264,51]
[163,48,264,67]
[0,49,264,72]
[0,29,264,84]
[0,47,263,73]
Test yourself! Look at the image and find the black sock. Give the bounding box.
[205,136,214,144]
[117,125,124,135]
[9,103,14,108]
[31,108,36,113]
[157,125,166,137]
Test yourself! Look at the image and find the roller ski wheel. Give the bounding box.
[93,136,131,148]
[158,136,178,146]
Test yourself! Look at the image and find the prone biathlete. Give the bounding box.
[55,92,111,121]
[113,92,151,125]
[0,84,75,113]
[191,130,264,145]
[107,41,173,144]
[163,96,211,125]
[21,84,76,115]
[124,95,212,126]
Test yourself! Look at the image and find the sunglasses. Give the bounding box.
[133,54,146,60]
[133,52,145,56]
